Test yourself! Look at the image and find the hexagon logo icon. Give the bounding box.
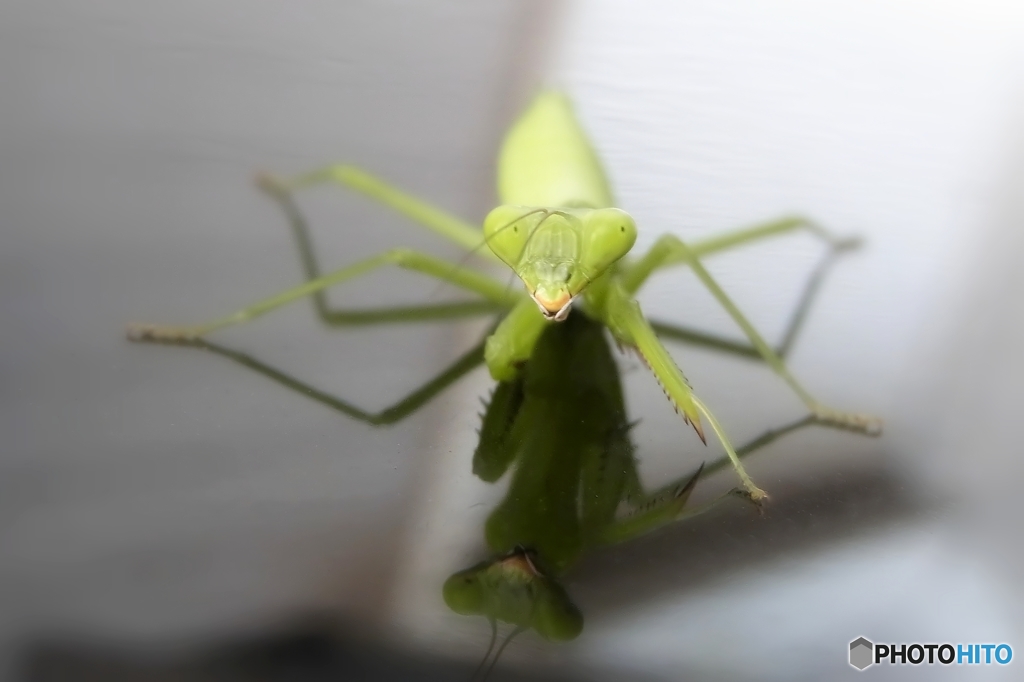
[849,637,874,670]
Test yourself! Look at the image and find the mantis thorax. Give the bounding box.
[483,205,637,320]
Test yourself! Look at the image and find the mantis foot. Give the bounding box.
[126,324,205,346]
[810,405,883,436]
[742,485,769,505]
[253,171,289,200]
[728,486,769,514]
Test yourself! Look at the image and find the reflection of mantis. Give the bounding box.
[129,92,879,502]
[127,91,880,678]
[443,310,838,678]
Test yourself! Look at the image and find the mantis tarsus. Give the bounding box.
[128,92,880,503]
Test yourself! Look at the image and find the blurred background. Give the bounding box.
[3,1,1024,680]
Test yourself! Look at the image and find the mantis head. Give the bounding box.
[484,206,637,320]
[442,547,583,641]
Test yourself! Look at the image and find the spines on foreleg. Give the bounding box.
[473,378,526,483]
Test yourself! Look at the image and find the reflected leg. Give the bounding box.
[602,282,766,500]
[600,414,841,545]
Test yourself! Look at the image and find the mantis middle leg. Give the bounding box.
[256,165,500,258]
[650,244,848,361]
[127,247,518,343]
[620,214,859,293]
[256,173,510,327]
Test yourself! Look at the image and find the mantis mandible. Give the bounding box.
[128,92,881,502]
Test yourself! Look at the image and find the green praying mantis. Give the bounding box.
[128,92,879,499]
[127,91,881,672]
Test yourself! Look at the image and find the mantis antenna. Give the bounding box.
[468,618,499,682]
[475,624,527,682]
[430,208,550,300]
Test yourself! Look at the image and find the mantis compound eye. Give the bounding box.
[442,568,486,615]
[482,205,543,269]
[532,582,584,641]
[579,208,637,278]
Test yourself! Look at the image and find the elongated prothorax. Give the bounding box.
[497,92,614,209]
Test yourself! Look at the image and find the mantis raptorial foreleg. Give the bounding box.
[483,298,549,382]
[600,282,767,500]
[127,248,518,343]
[623,232,881,435]
[602,285,703,436]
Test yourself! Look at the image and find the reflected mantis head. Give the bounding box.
[442,546,583,642]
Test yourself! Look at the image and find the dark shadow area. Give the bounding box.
[17,617,598,682]
[569,466,923,620]
[14,467,920,682]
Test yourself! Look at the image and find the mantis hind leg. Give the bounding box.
[145,336,487,426]
[622,233,881,436]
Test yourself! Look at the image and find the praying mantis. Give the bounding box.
[127,90,881,678]
[128,91,880,503]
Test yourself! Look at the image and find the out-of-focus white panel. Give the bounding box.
[547,2,1024,678]
[548,0,1024,432]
